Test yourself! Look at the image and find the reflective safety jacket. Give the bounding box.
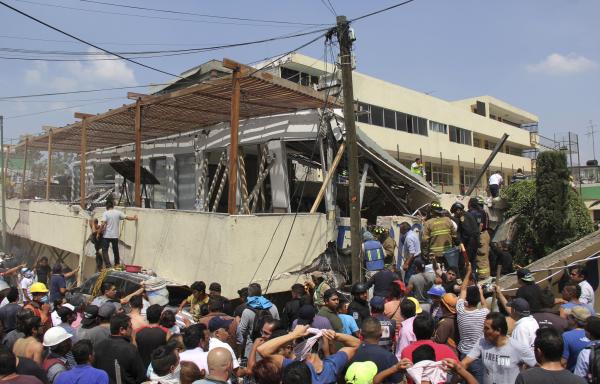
[423,216,457,257]
[364,239,385,271]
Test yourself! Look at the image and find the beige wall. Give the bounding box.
[4,199,330,297]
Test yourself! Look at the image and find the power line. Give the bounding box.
[11,0,320,28]
[3,98,125,119]
[0,84,158,100]
[0,1,183,79]
[0,27,330,57]
[77,0,328,27]
[350,0,417,22]
[319,0,337,17]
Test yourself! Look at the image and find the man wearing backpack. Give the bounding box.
[236,283,280,359]
[575,316,600,382]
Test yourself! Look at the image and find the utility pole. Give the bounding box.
[336,16,362,283]
[0,116,6,252]
[586,120,598,161]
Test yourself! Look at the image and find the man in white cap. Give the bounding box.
[42,326,74,383]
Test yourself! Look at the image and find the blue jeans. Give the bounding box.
[460,351,484,384]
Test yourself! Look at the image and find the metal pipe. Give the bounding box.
[0,116,6,251]
[465,133,509,196]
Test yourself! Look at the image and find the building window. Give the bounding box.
[429,121,447,134]
[383,108,396,129]
[396,112,407,132]
[370,105,384,127]
[449,126,472,145]
[473,138,481,147]
[357,103,370,124]
[431,164,453,186]
[460,167,478,187]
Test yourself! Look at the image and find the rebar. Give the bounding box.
[206,151,226,211]
[239,149,250,214]
[212,164,228,212]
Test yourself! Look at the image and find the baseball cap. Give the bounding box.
[370,296,385,310]
[81,305,99,327]
[571,306,592,323]
[345,361,378,384]
[297,304,316,325]
[208,316,233,333]
[98,302,117,319]
[427,285,446,297]
[407,297,423,314]
[510,298,531,316]
[209,282,221,292]
[517,268,535,283]
[441,293,457,314]
[56,304,75,318]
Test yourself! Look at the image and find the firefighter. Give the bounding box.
[422,201,457,269]
[468,197,491,279]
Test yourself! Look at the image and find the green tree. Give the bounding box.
[501,151,594,264]
[533,151,572,254]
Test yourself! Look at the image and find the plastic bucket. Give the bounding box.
[443,247,460,269]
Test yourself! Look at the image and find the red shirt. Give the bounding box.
[400,339,458,362]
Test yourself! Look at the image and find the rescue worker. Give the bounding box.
[24,282,52,330]
[362,230,385,298]
[450,201,480,278]
[468,197,491,279]
[347,282,370,328]
[373,226,396,266]
[305,271,330,309]
[422,201,457,269]
[411,158,426,177]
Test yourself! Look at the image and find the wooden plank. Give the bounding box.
[74,112,94,119]
[46,129,53,200]
[310,142,346,213]
[228,67,241,215]
[127,92,148,100]
[80,118,88,208]
[134,99,142,207]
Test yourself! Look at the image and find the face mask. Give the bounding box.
[40,295,49,304]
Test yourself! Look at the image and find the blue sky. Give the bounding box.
[1,0,599,161]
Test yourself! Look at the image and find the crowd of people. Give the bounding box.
[0,198,598,384]
[0,255,597,384]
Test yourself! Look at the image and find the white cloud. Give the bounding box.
[527,53,597,75]
[22,48,137,91]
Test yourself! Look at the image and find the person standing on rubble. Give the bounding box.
[422,202,456,271]
[99,199,138,268]
[304,271,330,309]
[467,197,491,279]
[450,202,480,278]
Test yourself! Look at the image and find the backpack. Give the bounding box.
[248,307,273,342]
[588,343,600,384]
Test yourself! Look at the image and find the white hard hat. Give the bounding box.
[42,326,73,347]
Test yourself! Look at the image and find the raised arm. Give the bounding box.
[120,287,144,305]
[1,263,26,277]
[63,267,80,279]
[258,325,309,357]
[478,285,488,310]
[459,263,472,300]
[373,359,412,384]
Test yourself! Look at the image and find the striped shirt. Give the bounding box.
[456,298,489,354]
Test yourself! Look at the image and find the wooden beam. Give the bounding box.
[74,112,94,119]
[310,142,346,213]
[79,118,88,208]
[127,92,148,100]
[134,99,142,207]
[227,65,241,215]
[46,129,53,200]
[20,138,28,199]
[4,145,10,181]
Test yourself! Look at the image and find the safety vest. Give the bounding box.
[364,239,385,271]
[411,163,423,176]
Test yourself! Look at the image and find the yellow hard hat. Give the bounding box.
[30,282,49,294]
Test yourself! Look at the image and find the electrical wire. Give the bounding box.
[0,27,331,59]
[350,0,417,22]
[319,0,337,17]
[0,1,183,79]
[9,0,318,28]
[3,97,125,119]
[77,0,328,27]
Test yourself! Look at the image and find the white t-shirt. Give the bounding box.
[180,347,208,373]
[511,316,539,353]
[579,280,595,308]
[20,277,34,301]
[101,209,126,239]
[489,173,503,186]
[209,338,239,369]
